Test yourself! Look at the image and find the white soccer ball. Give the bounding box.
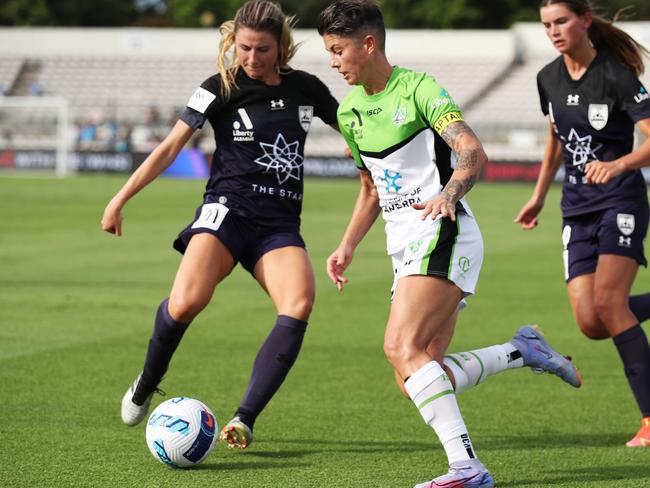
[145,397,218,468]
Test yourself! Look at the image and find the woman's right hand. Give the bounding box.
[514,197,544,230]
[101,199,124,236]
[326,243,354,292]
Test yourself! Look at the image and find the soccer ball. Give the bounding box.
[145,397,217,468]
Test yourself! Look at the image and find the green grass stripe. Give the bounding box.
[467,351,485,385]
[419,219,443,275]
[417,389,455,410]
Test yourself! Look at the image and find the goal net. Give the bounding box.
[0,96,71,176]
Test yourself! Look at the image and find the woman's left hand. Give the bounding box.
[584,159,624,184]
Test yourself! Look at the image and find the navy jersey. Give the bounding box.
[537,50,650,217]
[180,69,338,226]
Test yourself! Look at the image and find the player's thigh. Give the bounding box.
[386,275,462,352]
[169,233,235,319]
[253,246,315,320]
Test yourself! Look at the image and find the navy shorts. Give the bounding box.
[173,201,305,273]
[562,200,649,282]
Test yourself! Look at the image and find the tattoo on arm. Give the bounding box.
[439,121,483,203]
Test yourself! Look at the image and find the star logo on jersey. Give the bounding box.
[254,133,303,185]
[564,128,602,172]
[380,169,402,192]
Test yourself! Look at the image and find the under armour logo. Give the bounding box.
[270,99,285,110]
[567,94,580,106]
[619,236,632,248]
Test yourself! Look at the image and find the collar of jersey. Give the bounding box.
[358,65,401,101]
[560,50,603,87]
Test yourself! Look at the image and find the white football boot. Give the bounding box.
[219,416,253,449]
[120,373,162,426]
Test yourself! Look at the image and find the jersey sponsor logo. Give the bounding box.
[367,107,382,116]
[617,213,635,236]
[566,94,580,106]
[379,169,403,193]
[634,86,650,103]
[232,108,254,141]
[433,112,462,133]
[254,133,303,184]
[187,87,216,114]
[564,128,602,173]
[429,97,454,109]
[392,105,407,125]
[270,99,285,110]
[298,105,313,132]
[588,104,608,130]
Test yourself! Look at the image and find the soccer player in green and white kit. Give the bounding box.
[318,1,582,487]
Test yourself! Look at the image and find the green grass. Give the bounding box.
[0,175,648,487]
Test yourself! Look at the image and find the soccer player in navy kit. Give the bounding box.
[101,0,339,449]
[516,0,650,447]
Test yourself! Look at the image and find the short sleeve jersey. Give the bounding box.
[537,51,650,217]
[337,66,467,253]
[180,69,338,226]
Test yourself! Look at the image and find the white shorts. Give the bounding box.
[390,212,483,299]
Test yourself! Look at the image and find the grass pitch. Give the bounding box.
[0,175,648,487]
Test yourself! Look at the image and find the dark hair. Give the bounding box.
[317,0,386,51]
[217,0,297,97]
[541,0,648,75]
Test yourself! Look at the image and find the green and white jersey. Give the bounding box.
[338,66,471,253]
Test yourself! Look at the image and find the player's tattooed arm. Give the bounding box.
[439,121,487,205]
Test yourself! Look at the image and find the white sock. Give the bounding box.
[404,360,477,464]
[444,342,522,394]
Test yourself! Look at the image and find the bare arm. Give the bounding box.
[101,120,196,236]
[413,120,487,221]
[326,170,381,291]
[585,118,650,184]
[514,118,563,229]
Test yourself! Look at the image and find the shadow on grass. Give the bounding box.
[497,465,650,487]
[194,461,310,471]
[261,432,631,451]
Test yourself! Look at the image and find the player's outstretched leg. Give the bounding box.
[509,325,582,387]
[121,373,165,426]
[414,460,494,488]
[121,298,189,426]
[626,417,650,447]
[220,417,254,449]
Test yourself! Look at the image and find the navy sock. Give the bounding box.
[135,298,190,404]
[613,324,650,418]
[237,315,307,429]
[629,293,650,323]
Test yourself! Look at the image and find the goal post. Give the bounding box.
[0,96,71,177]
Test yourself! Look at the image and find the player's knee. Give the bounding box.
[279,294,314,320]
[575,311,609,340]
[383,338,416,370]
[168,294,208,323]
[593,290,627,327]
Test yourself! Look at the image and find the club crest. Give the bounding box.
[617,213,635,236]
[588,104,608,130]
[298,105,313,132]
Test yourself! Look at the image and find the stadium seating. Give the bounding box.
[1,23,648,161]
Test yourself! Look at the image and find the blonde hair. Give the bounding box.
[541,0,649,76]
[216,1,298,98]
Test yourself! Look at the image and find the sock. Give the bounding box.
[613,324,650,417]
[629,294,650,323]
[135,298,190,404]
[444,342,522,394]
[404,361,477,464]
[238,315,307,429]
